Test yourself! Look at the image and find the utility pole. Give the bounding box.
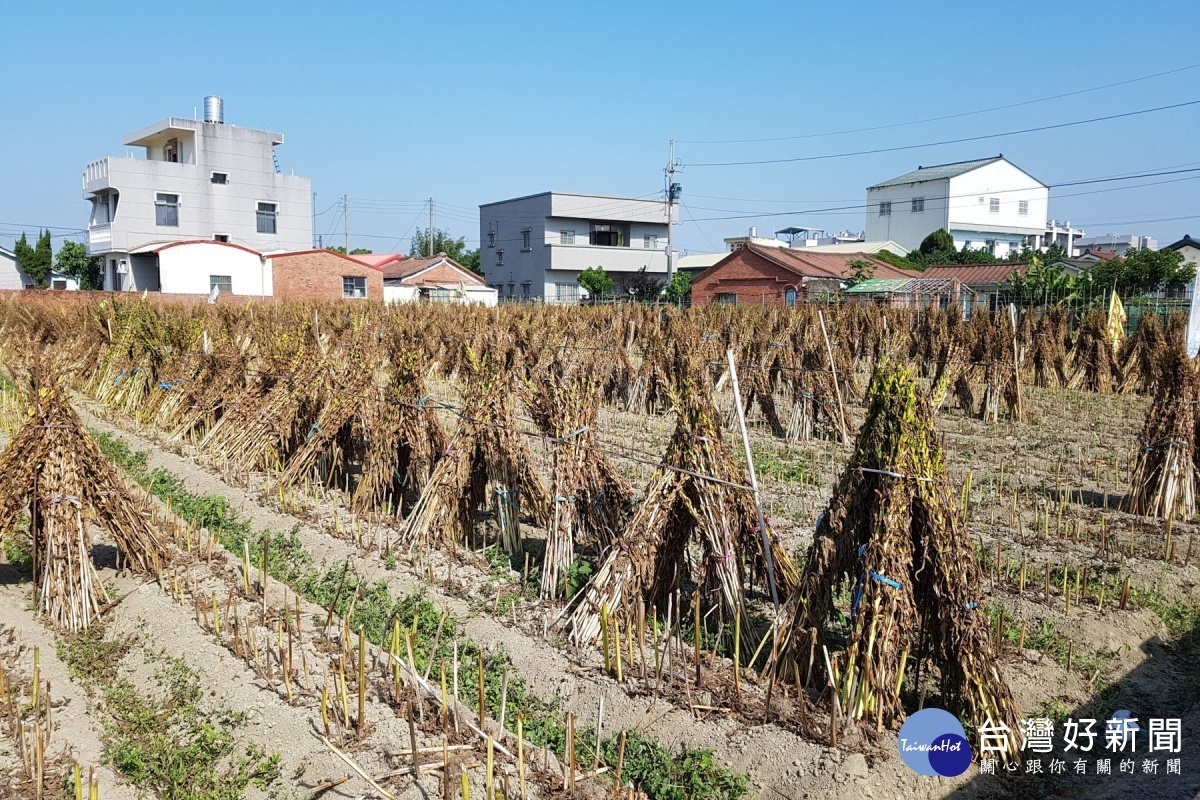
[343,195,350,254]
[311,191,317,248]
[664,139,681,281]
[428,197,434,257]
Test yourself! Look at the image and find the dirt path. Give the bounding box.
[0,588,146,800]
[77,403,967,799]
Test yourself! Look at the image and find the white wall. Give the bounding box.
[155,243,271,296]
[865,179,950,252]
[946,161,1046,235]
[85,118,310,257]
[865,160,1047,253]
[0,250,33,290]
[384,284,498,306]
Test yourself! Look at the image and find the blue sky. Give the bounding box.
[2,0,1198,255]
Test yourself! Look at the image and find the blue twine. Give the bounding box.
[306,423,321,441]
[556,426,590,442]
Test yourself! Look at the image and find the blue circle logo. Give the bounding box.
[898,708,973,777]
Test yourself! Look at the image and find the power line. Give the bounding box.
[678,62,1200,145]
[686,167,1200,222]
[684,100,1200,168]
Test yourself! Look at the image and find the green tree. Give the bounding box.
[55,240,103,289]
[408,228,481,274]
[330,246,374,255]
[577,266,614,302]
[13,231,53,286]
[1089,247,1196,297]
[918,229,956,256]
[664,271,691,303]
[846,259,876,287]
[873,249,922,271]
[12,233,35,283]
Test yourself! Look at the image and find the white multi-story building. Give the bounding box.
[865,155,1048,258]
[1074,233,1158,256]
[82,96,312,291]
[478,192,675,302]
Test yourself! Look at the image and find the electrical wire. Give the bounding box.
[678,62,1200,145]
[684,100,1200,168]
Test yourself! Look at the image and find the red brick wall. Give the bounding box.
[270,251,383,301]
[692,250,809,306]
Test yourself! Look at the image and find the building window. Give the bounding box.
[590,224,622,247]
[211,172,228,185]
[985,240,996,254]
[1018,200,1029,216]
[555,282,579,303]
[522,282,531,299]
[213,234,229,242]
[52,279,67,290]
[342,276,367,298]
[155,193,179,227]
[715,292,738,305]
[560,230,575,245]
[911,197,924,213]
[428,288,454,302]
[163,138,179,163]
[488,229,496,247]
[256,202,278,234]
[989,198,1000,213]
[209,275,232,295]
[521,229,532,251]
[507,283,516,297]
[496,249,504,266]
[644,234,658,249]
[878,201,892,216]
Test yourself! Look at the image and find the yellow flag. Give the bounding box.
[1107,291,1127,349]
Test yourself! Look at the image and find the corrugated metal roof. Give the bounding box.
[868,156,1005,189]
[920,262,1030,285]
[845,278,914,293]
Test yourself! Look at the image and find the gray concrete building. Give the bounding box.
[83,96,312,291]
[478,192,675,302]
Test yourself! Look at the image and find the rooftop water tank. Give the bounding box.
[203,95,224,124]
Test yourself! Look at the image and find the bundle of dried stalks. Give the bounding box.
[1127,345,1198,519]
[523,357,631,599]
[1118,312,1166,395]
[0,352,169,631]
[400,348,549,554]
[562,342,798,651]
[1068,308,1121,393]
[767,359,1019,760]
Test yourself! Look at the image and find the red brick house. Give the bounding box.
[691,244,914,306]
[268,249,384,301]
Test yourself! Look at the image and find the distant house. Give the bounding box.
[478,192,674,303]
[382,254,496,306]
[0,246,35,290]
[866,155,1047,258]
[1166,236,1200,357]
[691,244,913,306]
[268,249,384,301]
[844,276,978,314]
[919,263,1032,311]
[1074,234,1157,257]
[128,240,270,295]
[46,271,80,291]
[83,96,312,291]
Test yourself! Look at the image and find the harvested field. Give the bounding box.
[0,296,1198,799]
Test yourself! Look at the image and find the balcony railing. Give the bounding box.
[87,224,112,250]
[83,158,109,188]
